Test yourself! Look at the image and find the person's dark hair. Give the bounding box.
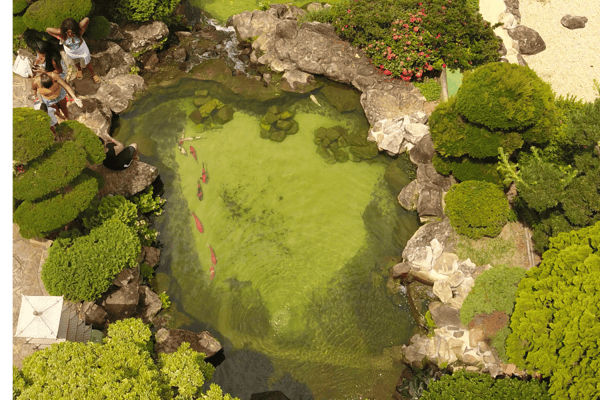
[40,103,48,113]
[59,18,81,40]
[98,136,106,146]
[33,40,62,73]
[40,73,54,89]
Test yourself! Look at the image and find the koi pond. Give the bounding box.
[114,75,420,399]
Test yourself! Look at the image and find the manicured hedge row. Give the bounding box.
[13,172,99,239]
[23,0,92,32]
[56,120,106,165]
[41,218,141,302]
[13,108,54,165]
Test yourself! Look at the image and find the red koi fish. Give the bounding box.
[178,138,184,146]
[190,145,197,162]
[202,162,208,183]
[191,211,203,233]
[209,265,215,281]
[197,180,203,201]
[207,244,217,265]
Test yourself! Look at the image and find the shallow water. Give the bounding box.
[116,77,419,399]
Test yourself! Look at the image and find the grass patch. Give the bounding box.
[454,233,516,267]
[413,78,441,102]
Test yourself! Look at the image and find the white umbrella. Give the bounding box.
[15,295,64,339]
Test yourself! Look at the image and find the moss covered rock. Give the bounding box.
[193,96,213,108]
[320,81,362,113]
[199,98,225,118]
[188,110,204,125]
[214,106,234,124]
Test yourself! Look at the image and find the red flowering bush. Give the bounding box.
[313,0,500,81]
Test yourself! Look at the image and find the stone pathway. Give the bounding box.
[12,223,52,369]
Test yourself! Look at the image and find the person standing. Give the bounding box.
[31,71,81,120]
[46,17,100,83]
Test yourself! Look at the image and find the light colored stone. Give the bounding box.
[505,363,516,375]
[433,252,459,275]
[462,350,481,365]
[469,328,485,347]
[457,258,477,274]
[433,280,453,303]
[403,123,429,144]
[447,270,465,288]
[398,180,419,211]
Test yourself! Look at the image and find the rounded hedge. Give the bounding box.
[85,16,111,40]
[41,218,141,302]
[13,172,99,239]
[14,0,29,15]
[432,154,502,185]
[456,62,556,131]
[13,16,27,37]
[13,141,88,202]
[429,96,524,159]
[445,180,509,239]
[23,0,92,32]
[13,108,55,165]
[56,120,106,164]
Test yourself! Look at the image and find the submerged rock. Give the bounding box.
[155,328,222,358]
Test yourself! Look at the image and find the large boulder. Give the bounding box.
[507,25,546,55]
[102,280,140,320]
[409,134,435,165]
[155,328,223,358]
[138,285,162,323]
[68,97,113,138]
[89,41,136,80]
[119,21,170,54]
[428,301,462,328]
[398,180,419,211]
[113,266,140,287]
[141,246,161,268]
[80,301,108,328]
[93,74,146,114]
[402,219,458,271]
[560,14,588,29]
[88,161,159,197]
[416,183,444,218]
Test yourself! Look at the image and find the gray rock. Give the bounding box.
[281,69,314,90]
[416,182,444,218]
[119,21,170,54]
[402,219,458,268]
[138,285,162,323]
[172,47,188,62]
[80,301,108,328]
[403,122,429,145]
[89,41,136,80]
[368,117,406,155]
[516,53,528,66]
[68,97,113,138]
[496,34,507,56]
[392,262,411,278]
[142,246,161,268]
[155,328,222,358]
[507,25,546,55]
[103,281,140,320]
[92,74,146,114]
[306,2,323,12]
[433,281,453,303]
[233,9,280,44]
[433,252,459,275]
[88,161,159,197]
[409,134,435,165]
[398,180,419,211]
[417,163,454,191]
[561,14,588,29]
[113,266,140,287]
[429,301,462,328]
[503,0,521,21]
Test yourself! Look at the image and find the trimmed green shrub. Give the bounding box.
[13,108,54,165]
[433,154,503,184]
[41,218,141,301]
[158,342,216,399]
[460,266,526,326]
[23,0,93,32]
[13,172,99,239]
[56,120,106,164]
[456,62,556,131]
[13,141,88,201]
[111,0,181,23]
[85,16,111,40]
[13,16,27,37]
[413,79,442,101]
[445,180,509,239]
[13,0,29,15]
[506,222,600,400]
[420,370,550,399]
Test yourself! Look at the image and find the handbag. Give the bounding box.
[13,55,33,78]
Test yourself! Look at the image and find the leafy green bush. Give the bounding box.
[460,266,526,326]
[13,0,29,14]
[85,15,111,39]
[23,0,93,32]
[304,0,499,81]
[432,154,502,184]
[456,63,556,131]
[13,108,54,165]
[131,185,166,215]
[14,318,231,400]
[420,370,550,400]
[13,141,88,201]
[13,172,100,239]
[13,16,27,36]
[413,78,441,101]
[111,0,181,23]
[506,222,600,400]
[56,120,106,164]
[41,218,141,301]
[445,180,509,239]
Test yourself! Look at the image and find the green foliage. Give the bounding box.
[420,370,550,399]
[507,222,600,400]
[456,62,556,131]
[13,108,54,165]
[23,0,93,32]
[491,326,511,363]
[85,16,111,40]
[131,185,167,215]
[13,172,99,239]
[13,0,29,14]
[159,292,171,309]
[56,121,106,164]
[413,79,441,101]
[140,262,154,280]
[429,97,523,159]
[454,233,516,267]
[258,0,271,11]
[424,310,437,333]
[13,141,88,201]
[158,342,215,399]
[41,218,141,301]
[13,16,27,37]
[433,154,502,184]
[304,0,499,81]
[445,180,509,239]
[112,0,181,23]
[15,318,227,400]
[460,266,526,326]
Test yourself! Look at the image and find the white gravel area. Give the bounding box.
[519,0,600,103]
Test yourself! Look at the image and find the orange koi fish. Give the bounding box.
[190,145,197,162]
[197,180,203,201]
[209,265,215,281]
[202,162,208,183]
[191,211,203,233]
[207,244,217,265]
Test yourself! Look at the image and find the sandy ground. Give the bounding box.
[480,0,600,103]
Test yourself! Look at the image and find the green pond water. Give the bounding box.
[115,77,420,399]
